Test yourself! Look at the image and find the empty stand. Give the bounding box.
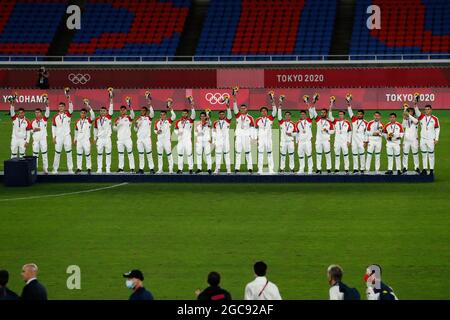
[0,0,67,55]
[66,0,190,57]
[350,0,450,59]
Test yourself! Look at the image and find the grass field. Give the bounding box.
[0,110,449,300]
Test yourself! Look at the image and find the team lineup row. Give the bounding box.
[9,89,440,175]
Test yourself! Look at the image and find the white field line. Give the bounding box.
[0,182,128,202]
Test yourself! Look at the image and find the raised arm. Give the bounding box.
[328,102,335,122]
[408,114,419,124]
[44,101,50,118]
[277,105,283,121]
[9,101,15,118]
[271,99,277,118]
[347,103,354,118]
[170,108,176,121]
[232,94,239,115]
[414,103,421,118]
[226,105,232,120]
[68,96,74,114]
[149,105,154,118]
[87,104,95,121]
[108,98,114,116]
[190,106,196,120]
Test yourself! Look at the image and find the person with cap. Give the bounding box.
[0,269,19,300]
[244,261,282,300]
[195,271,232,301]
[123,269,154,300]
[21,263,47,300]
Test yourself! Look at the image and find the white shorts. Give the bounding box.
[76,139,91,155]
[215,138,230,154]
[55,135,72,152]
[157,139,172,155]
[280,140,294,155]
[420,138,435,153]
[137,138,152,153]
[297,140,312,156]
[235,135,251,153]
[11,138,27,155]
[97,138,112,153]
[315,139,330,153]
[117,139,133,152]
[33,139,48,153]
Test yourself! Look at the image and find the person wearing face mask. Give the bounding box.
[122,269,154,300]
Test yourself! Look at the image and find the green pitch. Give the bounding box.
[0,110,449,300]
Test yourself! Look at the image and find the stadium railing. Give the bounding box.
[0,54,449,65]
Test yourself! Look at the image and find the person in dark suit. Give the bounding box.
[20,263,47,300]
[0,269,19,300]
[195,272,232,301]
[123,269,154,300]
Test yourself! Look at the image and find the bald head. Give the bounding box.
[21,263,38,282]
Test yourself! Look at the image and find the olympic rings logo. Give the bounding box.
[205,93,228,105]
[68,73,91,85]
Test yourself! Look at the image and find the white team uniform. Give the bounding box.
[93,103,114,173]
[195,120,212,171]
[383,122,404,171]
[10,107,32,158]
[74,109,95,171]
[114,110,135,171]
[52,101,74,173]
[365,120,384,172]
[402,114,420,170]
[328,110,352,172]
[329,284,344,300]
[415,107,440,171]
[174,108,196,171]
[314,115,334,171]
[295,117,313,174]
[278,109,295,172]
[255,105,277,174]
[135,109,155,171]
[31,106,50,172]
[348,107,368,171]
[154,110,176,173]
[233,102,255,171]
[244,276,282,300]
[212,109,232,173]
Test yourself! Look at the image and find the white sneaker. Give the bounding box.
[68,170,74,174]
[96,170,102,174]
[257,170,263,175]
[297,171,304,175]
[157,170,163,174]
[168,170,173,174]
[52,170,58,174]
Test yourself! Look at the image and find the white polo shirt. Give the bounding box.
[244,276,282,300]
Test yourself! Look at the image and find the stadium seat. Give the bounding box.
[350,0,450,58]
[195,0,337,59]
[0,0,67,55]
[66,0,190,56]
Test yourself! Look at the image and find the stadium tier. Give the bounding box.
[350,0,450,59]
[66,0,190,57]
[0,0,67,55]
[195,0,337,60]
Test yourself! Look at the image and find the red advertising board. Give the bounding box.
[1,88,447,111]
[1,67,450,89]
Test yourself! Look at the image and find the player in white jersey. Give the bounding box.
[402,105,420,174]
[154,107,176,174]
[51,94,74,174]
[310,104,334,174]
[364,112,384,173]
[174,99,196,174]
[135,98,155,174]
[383,113,404,175]
[113,99,135,173]
[295,110,314,174]
[255,94,277,174]
[328,107,352,173]
[74,101,95,174]
[415,104,440,176]
[347,102,368,174]
[93,94,114,173]
[212,103,232,174]
[194,111,213,174]
[9,101,32,159]
[31,96,50,173]
[277,103,295,173]
[233,90,255,173]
